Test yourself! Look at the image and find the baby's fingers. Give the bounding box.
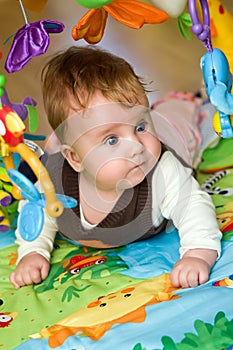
[197,269,209,285]
[170,266,181,287]
[186,270,199,288]
[9,272,23,289]
[24,269,42,285]
[41,261,50,281]
[172,268,193,288]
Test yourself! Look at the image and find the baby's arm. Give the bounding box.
[152,152,222,288]
[10,200,58,289]
[170,248,217,288]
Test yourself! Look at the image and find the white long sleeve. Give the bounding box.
[151,151,222,257]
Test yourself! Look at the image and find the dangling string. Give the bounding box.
[19,0,29,25]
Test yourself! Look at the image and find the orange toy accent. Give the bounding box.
[72,8,108,44]
[72,0,169,44]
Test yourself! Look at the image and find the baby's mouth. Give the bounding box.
[129,161,146,174]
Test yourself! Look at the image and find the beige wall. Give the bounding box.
[0,0,232,143]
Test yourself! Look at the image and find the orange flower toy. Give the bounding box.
[72,0,169,44]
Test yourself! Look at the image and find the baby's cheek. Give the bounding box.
[96,159,125,179]
[147,137,161,159]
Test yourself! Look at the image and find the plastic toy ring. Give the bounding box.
[188,0,210,41]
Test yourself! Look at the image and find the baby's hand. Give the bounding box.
[170,248,217,288]
[10,252,50,289]
[170,256,210,288]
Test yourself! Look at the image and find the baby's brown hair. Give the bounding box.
[41,45,149,131]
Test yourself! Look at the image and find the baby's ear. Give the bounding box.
[60,144,84,172]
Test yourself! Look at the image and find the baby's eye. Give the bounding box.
[135,122,146,133]
[105,136,119,146]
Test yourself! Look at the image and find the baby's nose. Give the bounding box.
[127,137,144,158]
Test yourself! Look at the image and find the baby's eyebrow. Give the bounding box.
[95,128,115,138]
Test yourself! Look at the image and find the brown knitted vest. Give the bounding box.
[44,147,167,248]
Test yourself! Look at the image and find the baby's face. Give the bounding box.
[65,94,161,193]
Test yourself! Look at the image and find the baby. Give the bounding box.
[10,46,222,289]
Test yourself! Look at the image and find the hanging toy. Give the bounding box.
[201,48,233,137]
[188,0,233,138]
[150,0,193,39]
[4,0,64,73]
[7,169,77,241]
[150,0,187,18]
[1,87,39,134]
[72,0,169,44]
[0,73,77,239]
[0,75,16,232]
[1,87,36,122]
[0,103,63,211]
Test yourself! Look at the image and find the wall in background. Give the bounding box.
[1,0,232,141]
